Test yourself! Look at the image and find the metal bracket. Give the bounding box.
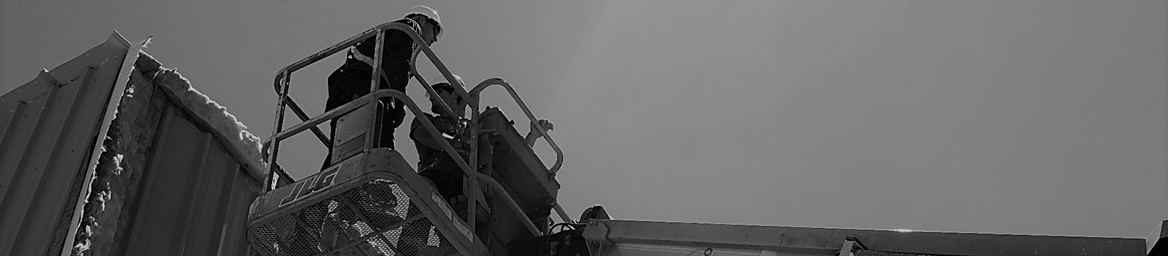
[582,221,612,256]
[35,70,63,87]
[838,236,868,256]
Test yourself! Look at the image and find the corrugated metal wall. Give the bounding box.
[1,34,274,255]
[71,50,273,255]
[117,106,260,255]
[0,34,132,256]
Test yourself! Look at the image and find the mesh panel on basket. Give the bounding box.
[250,179,462,256]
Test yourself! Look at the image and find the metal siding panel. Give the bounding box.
[0,99,24,150]
[105,101,180,256]
[118,106,178,255]
[219,156,258,256]
[25,65,120,256]
[0,102,26,200]
[120,105,263,256]
[175,133,215,255]
[211,164,244,255]
[14,67,90,256]
[183,142,233,255]
[0,81,55,255]
[124,107,209,255]
[6,79,66,213]
[220,157,258,256]
[219,167,261,256]
[0,36,129,256]
[0,84,53,208]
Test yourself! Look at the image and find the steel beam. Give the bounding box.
[582,219,1145,256]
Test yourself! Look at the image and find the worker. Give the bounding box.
[399,76,556,251]
[411,75,555,210]
[322,5,444,169]
[397,75,471,254]
[410,75,472,205]
[285,6,442,254]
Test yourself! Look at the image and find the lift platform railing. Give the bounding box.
[260,22,552,241]
[265,22,481,238]
[469,79,573,226]
[267,89,544,237]
[470,78,564,175]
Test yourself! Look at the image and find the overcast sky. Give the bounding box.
[2,0,1165,238]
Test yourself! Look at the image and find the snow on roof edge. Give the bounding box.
[134,52,269,181]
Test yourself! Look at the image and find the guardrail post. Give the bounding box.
[264,72,290,192]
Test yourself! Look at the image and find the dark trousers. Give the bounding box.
[321,66,406,169]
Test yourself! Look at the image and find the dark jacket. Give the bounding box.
[321,18,423,155]
[410,113,471,200]
[326,18,422,113]
[411,113,471,173]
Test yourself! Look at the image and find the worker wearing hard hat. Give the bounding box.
[403,75,555,245]
[411,75,471,204]
[400,75,471,254]
[322,5,444,168]
[411,74,555,204]
[299,6,443,255]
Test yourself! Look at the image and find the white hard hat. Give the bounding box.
[405,5,443,42]
[432,74,464,90]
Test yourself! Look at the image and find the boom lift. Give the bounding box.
[243,23,1156,256]
[245,22,571,255]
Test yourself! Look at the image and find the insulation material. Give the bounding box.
[138,53,266,178]
[71,62,167,256]
[72,52,267,255]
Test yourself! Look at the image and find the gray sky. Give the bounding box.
[2,0,1165,238]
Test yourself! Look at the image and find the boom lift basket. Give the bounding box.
[247,149,479,256]
[248,21,567,255]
